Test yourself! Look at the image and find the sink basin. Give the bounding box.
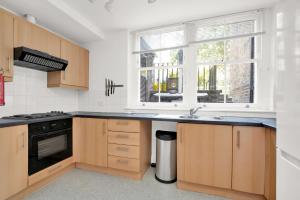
[179,115,199,119]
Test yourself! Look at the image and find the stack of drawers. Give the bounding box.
[107,119,150,173]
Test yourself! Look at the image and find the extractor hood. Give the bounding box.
[14,47,68,72]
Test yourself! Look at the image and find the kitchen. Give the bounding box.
[0,0,298,200]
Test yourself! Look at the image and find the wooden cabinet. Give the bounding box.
[73,118,108,167]
[74,118,151,179]
[0,125,28,200]
[0,9,14,81]
[177,124,233,189]
[265,129,276,200]
[47,40,89,90]
[232,126,266,195]
[107,120,151,174]
[14,16,61,57]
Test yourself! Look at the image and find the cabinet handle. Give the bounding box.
[22,132,25,149]
[237,130,240,148]
[117,121,129,126]
[117,159,129,164]
[179,126,183,144]
[117,147,129,152]
[103,122,106,136]
[63,71,66,80]
[7,56,11,73]
[0,67,3,74]
[116,135,129,139]
[48,164,62,173]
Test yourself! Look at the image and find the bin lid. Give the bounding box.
[156,130,176,141]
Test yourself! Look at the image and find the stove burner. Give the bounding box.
[2,111,70,120]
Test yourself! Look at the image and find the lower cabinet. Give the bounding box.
[73,118,152,179]
[177,123,274,199]
[0,125,28,200]
[73,118,108,167]
[232,126,266,195]
[177,124,233,189]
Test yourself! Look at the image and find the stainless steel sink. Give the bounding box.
[179,115,200,119]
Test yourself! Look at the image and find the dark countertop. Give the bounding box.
[0,111,276,129]
[71,111,276,129]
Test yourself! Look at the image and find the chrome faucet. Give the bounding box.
[189,106,202,116]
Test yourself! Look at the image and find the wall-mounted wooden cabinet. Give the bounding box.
[0,125,28,200]
[14,16,61,57]
[10,11,89,90]
[0,9,14,82]
[47,40,89,90]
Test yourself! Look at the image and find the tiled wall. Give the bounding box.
[78,31,128,112]
[0,66,78,117]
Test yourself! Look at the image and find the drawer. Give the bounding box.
[108,156,140,172]
[108,131,140,146]
[108,119,140,133]
[108,144,140,159]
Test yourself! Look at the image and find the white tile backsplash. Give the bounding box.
[0,66,78,117]
[78,30,129,112]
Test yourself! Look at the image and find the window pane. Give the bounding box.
[225,20,255,37]
[140,70,159,102]
[197,41,224,63]
[197,25,225,40]
[140,49,183,68]
[197,65,225,103]
[159,68,183,103]
[226,63,255,103]
[225,37,254,61]
[140,29,184,51]
[196,20,255,41]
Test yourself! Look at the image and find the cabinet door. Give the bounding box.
[177,124,233,189]
[0,125,28,200]
[14,16,60,57]
[78,48,89,88]
[0,11,13,78]
[61,40,79,86]
[73,118,107,167]
[14,17,34,49]
[232,126,265,195]
[47,32,61,58]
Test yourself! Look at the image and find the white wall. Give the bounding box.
[0,66,78,117]
[78,30,129,112]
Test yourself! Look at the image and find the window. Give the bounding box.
[131,10,266,109]
[196,20,257,104]
[137,27,185,103]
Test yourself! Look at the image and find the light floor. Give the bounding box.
[25,168,230,200]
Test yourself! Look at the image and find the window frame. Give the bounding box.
[129,10,270,111]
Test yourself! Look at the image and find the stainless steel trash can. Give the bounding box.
[155,130,177,183]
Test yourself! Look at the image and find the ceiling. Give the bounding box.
[0,0,278,44]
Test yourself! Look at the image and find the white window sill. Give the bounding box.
[125,105,275,115]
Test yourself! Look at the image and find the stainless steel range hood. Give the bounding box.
[14,47,68,72]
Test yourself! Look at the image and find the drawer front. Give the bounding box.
[108,156,140,172]
[108,131,140,146]
[108,119,140,133]
[108,144,140,159]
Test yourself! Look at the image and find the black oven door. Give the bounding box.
[29,128,72,175]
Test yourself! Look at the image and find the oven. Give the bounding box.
[28,118,72,175]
